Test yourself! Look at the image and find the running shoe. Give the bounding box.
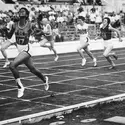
[113,54,118,60]
[81,58,86,66]
[109,66,115,69]
[3,61,10,68]
[17,87,25,98]
[109,63,116,69]
[54,55,59,62]
[93,58,97,67]
[44,76,49,91]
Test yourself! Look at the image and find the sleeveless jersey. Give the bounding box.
[0,29,6,38]
[100,24,112,40]
[76,23,88,36]
[76,23,89,44]
[15,21,32,45]
[43,24,53,41]
[43,24,53,36]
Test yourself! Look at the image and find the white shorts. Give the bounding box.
[103,39,113,48]
[80,34,89,45]
[17,44,32,56]
[0,37,5,45]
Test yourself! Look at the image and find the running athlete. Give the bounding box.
[3,8,49,98]
[76,16,97,67]
[39,18,59,62]
[1,15,16,68]
[0,19,6,47]
[95,17,122,69]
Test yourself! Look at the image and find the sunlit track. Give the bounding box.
[0,49,125,67]
[22,62,125,81]
[0,75,14,79]
[10,50,125,67]
[9,54,125,73]
[0,95,64,108]
[0,56,125,96]
[1,48,125,125]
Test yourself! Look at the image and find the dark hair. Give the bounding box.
[104,17,110,25]
[77,7,83,13]
[0,19,5,25]
[19,7,29,20]
[78,16,85,21]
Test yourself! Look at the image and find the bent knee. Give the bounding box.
[40,42,45,47]
[30,67,37,74]
[77,47,81,52]
[9,62,14,70]
[0,46,5,51]
[39,39,48,47]
[103,53,108,57]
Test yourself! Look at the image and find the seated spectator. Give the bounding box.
[53,23,64,42]
[56,13,64,23]
[49,12,56,21]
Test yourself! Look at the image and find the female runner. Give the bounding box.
[76,16,97,67]
[4,8,49,98]
[39,18,59,62]
[1,15,16,68]
[96,17,122,69]
[0,19,6,48]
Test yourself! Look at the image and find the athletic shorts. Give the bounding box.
[80,34,89,45]
[9,34,16,43]
[0,37,5,45]
[17,44,32,56]
[44,35,53,41]
[103,39,113,48]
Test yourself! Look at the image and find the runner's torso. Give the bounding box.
[15,21,32,45]
[100,25,112,40]
[77,23,88,36]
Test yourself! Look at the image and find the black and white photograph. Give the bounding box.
[0,0,125,125]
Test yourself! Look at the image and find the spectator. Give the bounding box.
[90,10,96,24]
[56,13,64,23]
[49,11,56,21]
[78,8,86,18]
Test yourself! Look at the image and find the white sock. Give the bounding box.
[16,78,24,89]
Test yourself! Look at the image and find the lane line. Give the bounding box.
[1,48,124,123]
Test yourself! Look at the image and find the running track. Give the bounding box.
[1,48,125,124]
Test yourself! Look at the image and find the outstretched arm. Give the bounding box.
[3,24,15,39]
[95,31,102,40]
[31,23,45,36]
[109,25,122,42]
[95,24,103,40]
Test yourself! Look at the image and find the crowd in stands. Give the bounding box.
[73,0,102,6]
[0,2,124,42]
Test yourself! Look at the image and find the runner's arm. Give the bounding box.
[3,24,15,39]
[109,25,122,42]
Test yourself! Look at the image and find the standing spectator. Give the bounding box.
[90,9,96,24]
